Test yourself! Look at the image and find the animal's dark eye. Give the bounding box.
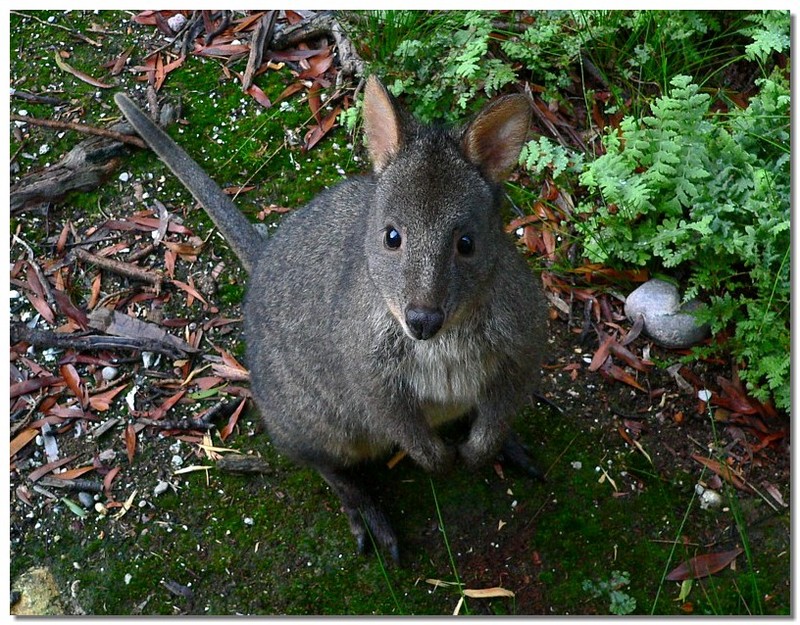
[456,234,475,256]
[384,226,402,250]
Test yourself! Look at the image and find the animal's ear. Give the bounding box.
[363,76,403,173]
[461,94,531,184]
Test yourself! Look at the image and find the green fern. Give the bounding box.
[577,69,790,412]
[740,10,790,63]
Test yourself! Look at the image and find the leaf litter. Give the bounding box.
[9,9,789,614]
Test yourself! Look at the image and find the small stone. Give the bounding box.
[624,279,710,348]
[698,389,712,402]
[98,449,116,462]
[167,13,187,31]
[695,483,723,510]
[171,455,183,467]
[77,492,94,509]
[101,366,118,381]
[154,481,170,496]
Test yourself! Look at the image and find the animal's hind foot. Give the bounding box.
[498,431,546,482]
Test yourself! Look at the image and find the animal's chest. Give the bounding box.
[404,333,497,428]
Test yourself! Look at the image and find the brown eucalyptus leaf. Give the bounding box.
[666,548,743,581]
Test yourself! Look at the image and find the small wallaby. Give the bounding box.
[115,77,547,563]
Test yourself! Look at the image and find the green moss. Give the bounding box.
[10,10,788,617]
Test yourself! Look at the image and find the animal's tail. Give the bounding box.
[114,93,262,273]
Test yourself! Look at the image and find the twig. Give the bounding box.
[216,454,273,475]
[11,324,191,360]
[10,114,146,149]
[204,10,231,45]
[11,90,69,106]
[12,234,56,305]
[38,476,104,493]
[242,11,276,92]
[74,247,164,288]
[136,416,214,431]
[11,10,102,47]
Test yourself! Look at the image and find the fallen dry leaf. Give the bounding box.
[220,398,248,441]
[10,375,62,399]
[246,83,272,108]
[149,389,187,421]
[666,548,743,581]
[691,454,754,493]
[304,105,342,151]
[54,50,113,88]
[28,454,80,482]
[10,427,39,458]
[602,361,646,392]
[463,587,515,599]
[89,383,129,412]
[125,423,137,464]
[103,466,120,498]
[50,465,95,480]
[60,363,89,409]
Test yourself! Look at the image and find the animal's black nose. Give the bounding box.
[405,305,444,340]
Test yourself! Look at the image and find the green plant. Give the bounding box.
[386,11,516,122]
[519,136,584,187]
[576,69,789,412]
[582,570,637,615]
[739,10,790,65]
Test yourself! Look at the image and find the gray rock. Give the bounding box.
[624,279,709,348]
[77,492,94,509]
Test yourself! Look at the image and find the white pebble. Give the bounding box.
[101,366,118,381]
[167,14,187,31]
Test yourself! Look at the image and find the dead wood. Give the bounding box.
[11,324,196,360]
[242,11,277,91]
[74,247,164,289]
[10,115,147,149]
[10,123,135,214]
[216,454,272,475]
[87,307,198,356]
[271,11,364,83]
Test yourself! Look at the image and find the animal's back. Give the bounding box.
[243,177,388,466]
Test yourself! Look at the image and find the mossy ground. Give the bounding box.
[9,10,790,616]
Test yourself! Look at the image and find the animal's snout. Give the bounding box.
[405,305,444,341]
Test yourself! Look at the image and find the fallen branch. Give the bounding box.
[271,11,364,83]
[137,416,214,431]
[216,454,273,475]
[38,476,104,493]
[11,127,131,213]
[242,11,277,91]
[74,247,164,289]
[11,90,69,107]
[87,307,198,356]
[11,324,194,360]
[10,114,146,149]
